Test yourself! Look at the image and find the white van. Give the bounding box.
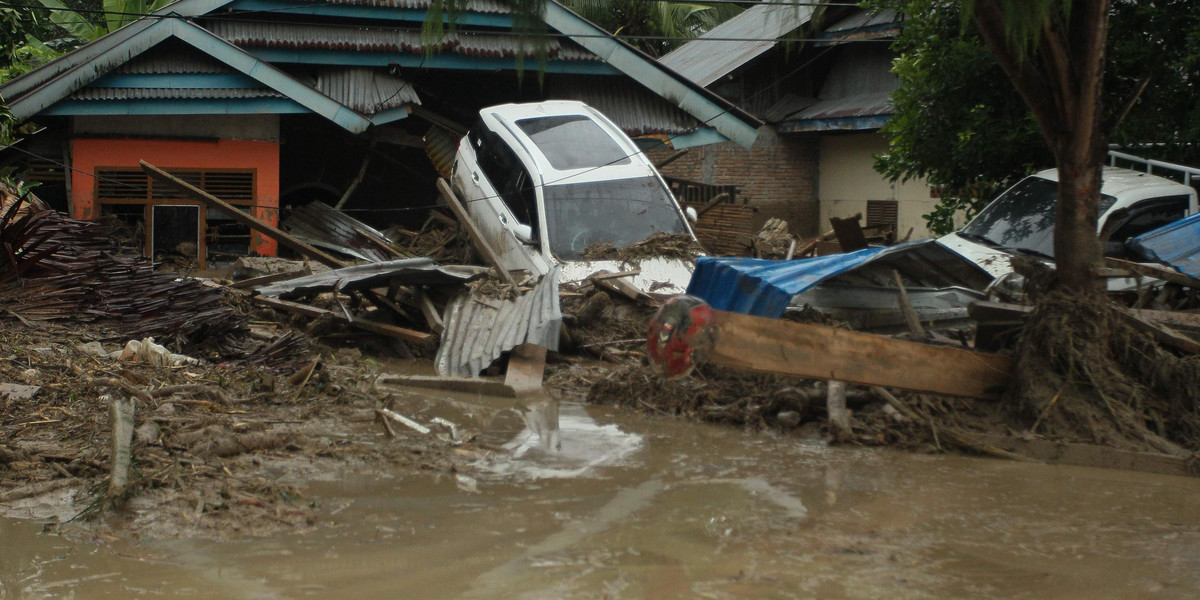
[450,101,699,293]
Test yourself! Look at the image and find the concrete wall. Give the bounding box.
[648,127,821,237]
[818,132,939,240]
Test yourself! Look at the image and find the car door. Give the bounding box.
[453,123,547,276]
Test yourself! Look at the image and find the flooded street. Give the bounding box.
[3,395,1200,599]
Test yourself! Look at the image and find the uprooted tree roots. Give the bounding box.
[1010,290,1200,456]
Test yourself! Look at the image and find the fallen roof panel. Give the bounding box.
[1130,212,1200,279]
[254,257,481,297]
[687,239,992,318]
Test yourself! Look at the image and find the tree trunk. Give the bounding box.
[1052,160,1105,294]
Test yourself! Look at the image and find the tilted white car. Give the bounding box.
[450,101,699,293]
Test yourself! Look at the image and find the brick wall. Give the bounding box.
[649,129,821,237]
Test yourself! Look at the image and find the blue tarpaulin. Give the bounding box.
[686,246,891,318]
[1130,212,1200,280]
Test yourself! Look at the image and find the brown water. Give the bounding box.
[3,398,1199,599]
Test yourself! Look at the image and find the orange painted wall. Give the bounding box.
[71,138,280,256]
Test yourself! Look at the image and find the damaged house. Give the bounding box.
[0,0,760,268]
[655,5,937,242]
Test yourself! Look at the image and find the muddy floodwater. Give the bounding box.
[3,392,1200,599]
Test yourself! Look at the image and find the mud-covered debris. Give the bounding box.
[583,232,703,262]
[751,218,796,259]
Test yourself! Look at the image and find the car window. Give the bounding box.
[470,120,538,237]
[1104,195,1190,258]
[515,115,631,170]
[542,176,685,260]
[961,176,1117,258]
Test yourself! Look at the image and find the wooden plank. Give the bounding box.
[1114,307,1200,354]
[376,373,517,397]
[707,309,1012,399]
[1105,257,1200,290]
[229,267,313,290]
[140,161,349,269]
[590,270,642,302]
[967,434,1197,477]
[416,289,445,335]
[435,178,518,289]
[504,343,547,393]
[251,296,431,344]
[693,192,731,217]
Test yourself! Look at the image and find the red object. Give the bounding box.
[647,295,717,379]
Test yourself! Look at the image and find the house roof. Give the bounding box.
[658,3,816,88]
[0,0,762,147]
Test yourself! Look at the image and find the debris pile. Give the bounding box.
[582,232,704,262]
[0,194,249,356]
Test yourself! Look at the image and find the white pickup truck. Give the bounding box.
[939,153,1200,279]
[450,101,700,293]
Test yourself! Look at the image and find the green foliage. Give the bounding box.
[560,0,742,56]
[870,0,1049,234]
[871,0,1200,234]
[1105,0,1200,167]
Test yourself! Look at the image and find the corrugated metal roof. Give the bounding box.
[822,8,901,38]
[760,93,817,123]
[320,0,511,14]
[254,257,479,298]
[788,91,893,121]
[68,87,284,100]
[1130,212,1200,279]
[435,267,562,377]
[115,49,231,74]
[203,20,597,60]
[424,125,459,178]
[314,67,419,113]
[659,3,815,87]
[283,200,407,262]
[547,77,700,136]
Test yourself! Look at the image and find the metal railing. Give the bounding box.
[1108,149,1200,188]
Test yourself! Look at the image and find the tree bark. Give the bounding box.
[971,0,1110,295]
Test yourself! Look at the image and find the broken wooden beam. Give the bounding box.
[435,178,518,289]
[108,395,135,500]
[251,295,431,344]
[708,309,1012,398]
[504,343,547,393]
[140,161,349,269]
[376,373,519,397]
[1105,257,1200,291]
[649,296,1012,399]
[230,267,314,290]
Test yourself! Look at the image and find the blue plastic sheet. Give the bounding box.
[1130,212,1200,280]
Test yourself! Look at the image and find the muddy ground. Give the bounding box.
[3,276,1199,543]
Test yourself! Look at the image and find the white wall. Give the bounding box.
[818,132,940,240]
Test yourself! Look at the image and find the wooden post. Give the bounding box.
[505,343,547,393]
[435,178,518,288]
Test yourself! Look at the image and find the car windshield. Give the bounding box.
[515,115,631,170]
[960,176,1116,258]
[542,176,687,260]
